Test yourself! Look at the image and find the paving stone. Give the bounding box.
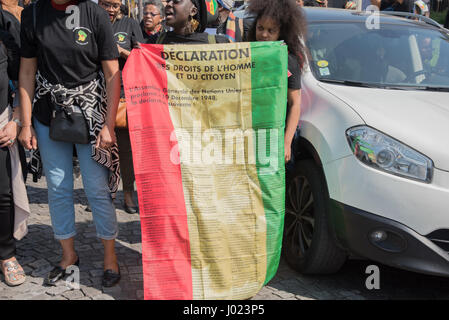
[22,266,33,275]
[90,277,103,286]
[74,296,93,300]
[272,291,296,299]
[77,244,92,252]
[29,259,50,270]
[17,256,36,265]
[89,269,104,277]
[92,243,104,250]
[128,273,143,281]
[62,290,85,300]
[81,286,103,298]
[46,285,72,296]
[119,266,128,275]
[124,259,137,266]
[103,285,122,295]
[295,295,316,301]
[29,293,53,300]
[31,265,54,277]
[136,290,144,300]
[127,266,143,274]
[28,277,44,288]
[92,294,115,300]
[83,232,97,238]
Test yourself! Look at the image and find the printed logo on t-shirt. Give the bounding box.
[115,32,128,45]
[74,27,93,46]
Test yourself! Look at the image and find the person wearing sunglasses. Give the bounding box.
[141,0,165,44]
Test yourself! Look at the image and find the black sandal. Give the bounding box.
[102,269,121,287]
[45,257,79,286]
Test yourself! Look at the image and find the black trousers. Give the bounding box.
[116,129,135,193]
[0,146,15,260]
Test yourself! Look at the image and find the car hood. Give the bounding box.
[319,83,449,171]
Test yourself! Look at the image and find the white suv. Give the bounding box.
[283,8,449,277]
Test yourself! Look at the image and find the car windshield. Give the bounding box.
[307,22,449,90]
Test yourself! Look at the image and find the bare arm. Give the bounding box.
[284,89,301,163]
[17,57,38,150]
[117,45,131,59]
[370,0,381,8]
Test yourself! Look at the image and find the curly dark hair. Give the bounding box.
[247,0,308,68]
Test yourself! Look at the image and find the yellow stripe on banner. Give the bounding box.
[165,43,267,299]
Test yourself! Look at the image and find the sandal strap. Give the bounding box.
[2,260,24,276]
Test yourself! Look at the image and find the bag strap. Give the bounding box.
[208,34,216,44]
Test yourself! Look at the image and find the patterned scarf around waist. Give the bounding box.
[30,70,120,198]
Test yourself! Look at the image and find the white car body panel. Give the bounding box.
[299,68,449,236]
[318,82,449,171]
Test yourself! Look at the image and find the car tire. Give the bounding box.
[283,159,346,274]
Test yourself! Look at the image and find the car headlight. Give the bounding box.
[346,126,433,183]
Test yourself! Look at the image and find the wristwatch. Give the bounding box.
[12,118,22,127]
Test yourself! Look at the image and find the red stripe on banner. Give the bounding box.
[123,44,193,300]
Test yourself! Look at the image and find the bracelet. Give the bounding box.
[12,118,22,127]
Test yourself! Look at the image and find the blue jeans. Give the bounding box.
[34,119,118,240]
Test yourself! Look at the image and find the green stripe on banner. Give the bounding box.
[250,41,288,284]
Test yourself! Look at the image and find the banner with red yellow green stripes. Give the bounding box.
[123,41,288,300]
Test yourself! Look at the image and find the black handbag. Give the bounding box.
[49,104,90,145]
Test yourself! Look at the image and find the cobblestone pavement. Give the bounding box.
[1,175,449,300]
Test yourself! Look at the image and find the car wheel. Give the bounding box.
[283,159,346,274]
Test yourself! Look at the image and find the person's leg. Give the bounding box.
[116,129,137,210]
[33,119,78,267]
[0,147,15,261]
[75,142,119,272]
[0,147,25,285]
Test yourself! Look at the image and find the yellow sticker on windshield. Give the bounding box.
[317,60,329,68]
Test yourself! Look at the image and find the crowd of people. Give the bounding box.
[0,0,306,290]
[0,0,447,294]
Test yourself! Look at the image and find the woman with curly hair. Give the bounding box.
[247,0,307,163]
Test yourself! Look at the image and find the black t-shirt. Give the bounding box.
[112,16,143,70]
[0,38,9,115]
[159,31,229,44]
[288,54,301,90]
[21,0,119,125]
[0,30,19,115]
[287,54,301,123]
[0,8,21,49]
